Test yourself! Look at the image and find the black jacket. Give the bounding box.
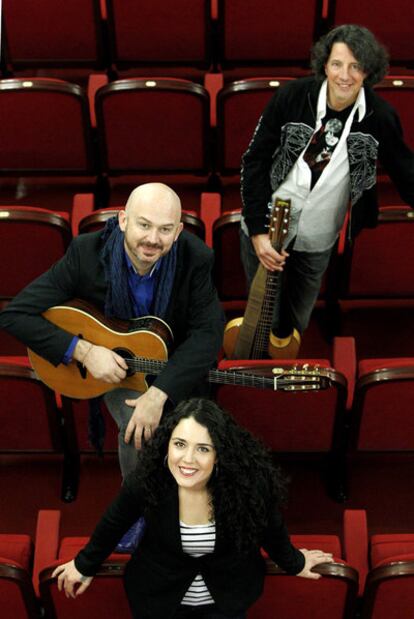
[0,230,224,403]
[241,76,414,239]
[74,477,305,619]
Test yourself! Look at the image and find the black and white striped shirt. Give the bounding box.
[180,521,216,606]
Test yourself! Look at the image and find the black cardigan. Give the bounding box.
[74,476,305,619]
[241,76,414,239]
[0,230,224,403]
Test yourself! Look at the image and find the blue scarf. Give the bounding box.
[100,216,177,320]
[90,217,177,454]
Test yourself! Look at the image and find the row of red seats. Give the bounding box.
[1,508,413,618]
[1,338,414,502]
[1,200,413,317]
[2,0,414,83]
[0,75,412,175]
[0,74,412,220]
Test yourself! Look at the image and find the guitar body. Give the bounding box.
[224,198,301,360]
[28,302,172,399]
[224,317,301,360]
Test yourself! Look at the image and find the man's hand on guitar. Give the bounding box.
[73,340,128,383]
[252,234,289,272]
[124,386,168,449]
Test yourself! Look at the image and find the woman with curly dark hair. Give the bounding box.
[52,398,333,618]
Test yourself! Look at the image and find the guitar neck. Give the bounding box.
[126,356,329,391]
[251,269,280,358]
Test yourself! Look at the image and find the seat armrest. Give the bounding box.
[200,192,221,249]
[343,509,369,596]
[33,510,61,596]
[333,336,356,409]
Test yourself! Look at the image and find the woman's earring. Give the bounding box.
[214,463,219,477]
[164,454,168,467]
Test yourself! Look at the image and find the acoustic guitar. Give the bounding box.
[27,300,331,399]
[223,197,301,360]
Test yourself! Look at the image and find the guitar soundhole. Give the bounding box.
[113,348,134,377]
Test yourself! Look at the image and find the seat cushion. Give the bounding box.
[371,534,414,567]
[0,534,32,569]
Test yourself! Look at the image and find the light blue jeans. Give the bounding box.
[103,388,141,478]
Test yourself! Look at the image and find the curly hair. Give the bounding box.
[311,24,389,86]
[132,398,288,554]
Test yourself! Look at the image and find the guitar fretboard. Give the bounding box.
[125,356,324,390]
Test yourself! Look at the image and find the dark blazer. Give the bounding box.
[0,229,224,403]
[74,477,305,619]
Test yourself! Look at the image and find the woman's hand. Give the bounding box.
[52,560,93,598]
[297,548,334,580]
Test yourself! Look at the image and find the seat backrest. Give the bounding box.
[0,560,38,619]
[96,78,210,174]
[40,561,130,619]
[330,0,414,64]
[361,557,414,619]
[0,79,94,175]
[340,207,414,298]
[218,0,320,66]
[353,358,414,451]
[212,210,248,303]
[2,0,103,68]
[217,78,294,175]
[0,207,72,299]
[78,206,205,240]
[215,359,347,452]
[0,533,35,619]
[374,78,414,151]
[0,358,62,452]
[106,0,211,68]
[248,559,358,618]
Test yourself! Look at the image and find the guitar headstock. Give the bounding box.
[272,364,333,391]
[268,197,291,253]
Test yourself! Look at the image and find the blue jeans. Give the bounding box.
[174,606,246,619]
[103,388,142,478]
[240,229,333,335]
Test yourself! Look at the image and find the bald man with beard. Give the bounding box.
[0,183,224,479]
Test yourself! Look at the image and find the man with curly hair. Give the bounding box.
[240,24,414,342]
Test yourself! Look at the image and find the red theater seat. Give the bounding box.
[330,0,414,69]
[77,205,205,240]
[248,510,360,618]
[0,534,37,619]
[212,210,248,310]
[95,78,211,208]
[338,206,414,357]
[351,510,414,618]
[216,78,293,213]
[352,358,414,452]
[35,510,359,619]
[2,0,104,79]
[0,79,94,176]
[106,0,212,80]
[215,338,355,500]
[217,0,320,80]
[36,510,131,617]
[0,357,77,502]
[0,206,71,300]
